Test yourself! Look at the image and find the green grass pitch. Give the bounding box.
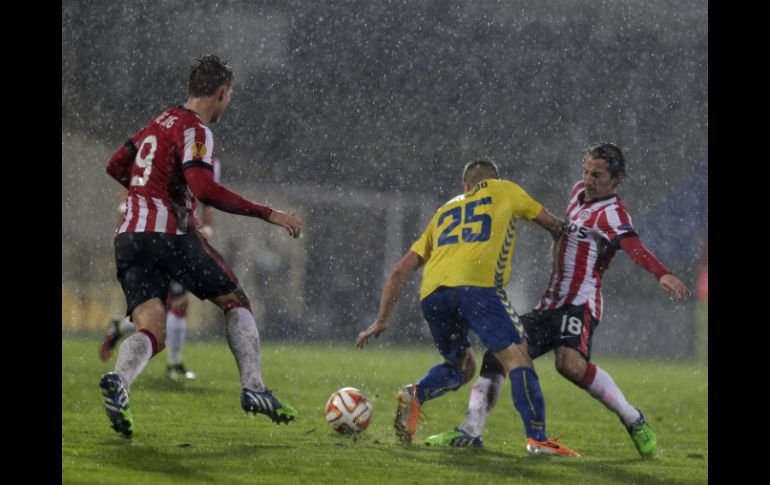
[63,336,707,484]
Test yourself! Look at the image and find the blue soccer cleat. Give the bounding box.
[99,372,134,438]
[241,388,297,424]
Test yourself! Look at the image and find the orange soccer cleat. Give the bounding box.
[526,435,581,457]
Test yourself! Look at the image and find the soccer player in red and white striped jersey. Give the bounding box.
[426,143,689,459]
[99,159,222,382]
[536,178,664,324]
[99,55,301,438]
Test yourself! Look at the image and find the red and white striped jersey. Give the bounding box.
[113,106,219,235]
[535,181,637,320]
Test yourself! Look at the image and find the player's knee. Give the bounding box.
[461,357,476,383]
[555,358,582,384]
[493,344,533,374]
[173,300,189,312]
[212,287,252,313]
[132,298,167,342]
[480,350,506,377]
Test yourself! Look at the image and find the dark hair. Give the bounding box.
[585,142,626,178]
[187,55,234,97]
[463,158,499,185]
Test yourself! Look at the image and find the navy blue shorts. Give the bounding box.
[420,286,526,365]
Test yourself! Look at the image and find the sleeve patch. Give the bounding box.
[190,142,208,159]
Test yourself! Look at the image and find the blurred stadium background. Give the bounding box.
[62,0,707,360]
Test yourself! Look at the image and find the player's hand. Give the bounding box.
[659,274,690,301]
[356,319,388,349]
[268,210,302,238]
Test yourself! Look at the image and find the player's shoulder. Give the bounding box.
[140,106,201,132]
[594,194,632,221]
[608,194,631,215]
[489,178,516,190]
[489,179,538,202]
[438,193,466,210]
[481,178,521,195]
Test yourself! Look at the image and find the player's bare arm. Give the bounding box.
[532,207,565,241]
[356,251,424,348]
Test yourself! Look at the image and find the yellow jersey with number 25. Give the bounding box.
[410,179,543,300]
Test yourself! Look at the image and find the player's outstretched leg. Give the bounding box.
[576,360,655,458]
[241,388,297,424]
[98,372,134,437]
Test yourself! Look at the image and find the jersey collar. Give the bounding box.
[178,105,202,119]
[578,191,618,206]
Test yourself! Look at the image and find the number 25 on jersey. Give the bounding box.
[437,197,493,247]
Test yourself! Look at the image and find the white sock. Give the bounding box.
[587,366,641,427]
[459,374,504,437]
[166,313,186,365]
[114,332,154,391]
[224,307,265,392]
[117,316,136,334]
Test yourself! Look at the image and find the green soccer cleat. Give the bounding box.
[627,408,657,458]
[99,372,134,438]
[241,388,298,424]
[425,428,483,448]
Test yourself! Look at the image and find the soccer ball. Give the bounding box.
[325,387,373,434]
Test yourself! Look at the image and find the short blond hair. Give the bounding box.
[463,159,499,185]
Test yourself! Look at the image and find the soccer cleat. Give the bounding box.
[166,363,197,381]
[99,372,134,438]
[627,408,657,458]
[425,428,483,448]
[241,388,297,424]
[526,435,580,456]
[99,319,122,362]
[394,384,423,445]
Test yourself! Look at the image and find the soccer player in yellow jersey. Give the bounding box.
[356,159,580,456]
